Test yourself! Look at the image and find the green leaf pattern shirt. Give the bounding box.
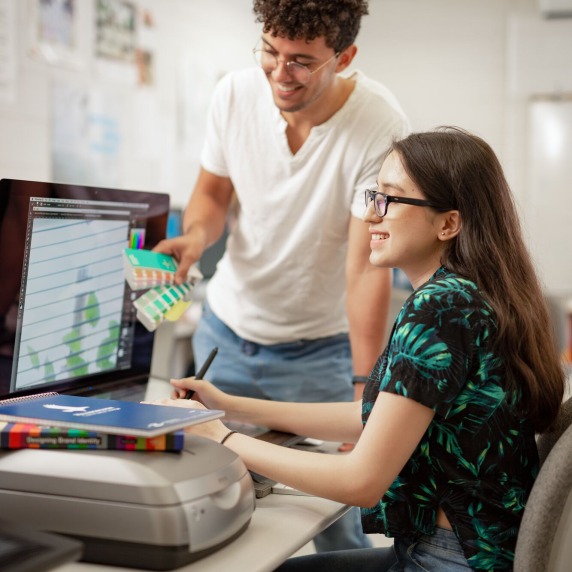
[361,267,538,571]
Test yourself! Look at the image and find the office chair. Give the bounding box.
[536,395,572,464]
[513,397,572,571]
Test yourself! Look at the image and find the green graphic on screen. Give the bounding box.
[16,218,128,389]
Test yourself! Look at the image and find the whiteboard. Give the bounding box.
[524,100,572,297]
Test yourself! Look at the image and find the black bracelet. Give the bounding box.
[352,375,369,385]
[220,430,237,445]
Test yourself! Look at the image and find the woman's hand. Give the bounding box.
[146,396,229,442]
[169,376,230,411]
[152,376,235,443]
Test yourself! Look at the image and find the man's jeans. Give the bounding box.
[192,302,371,552]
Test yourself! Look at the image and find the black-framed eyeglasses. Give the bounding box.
[253,42,340,85]
[364,188,441,218]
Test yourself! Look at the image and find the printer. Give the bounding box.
[0,434,255,570]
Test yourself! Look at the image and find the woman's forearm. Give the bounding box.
[224,395,364,443]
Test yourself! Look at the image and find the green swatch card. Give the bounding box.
[124,248,178,273]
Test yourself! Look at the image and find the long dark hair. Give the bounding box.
[392,127,564,433]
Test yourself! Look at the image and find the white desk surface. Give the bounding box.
[53,493,348,572]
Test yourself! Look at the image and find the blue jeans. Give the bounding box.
[192,302,371,552]
[275,527,472,571]
[192,302,354,403]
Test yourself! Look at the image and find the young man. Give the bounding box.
[156,0,409,551]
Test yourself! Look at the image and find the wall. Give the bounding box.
[358,0,511,150]
[0,0,571,298]
[0,0,562,191]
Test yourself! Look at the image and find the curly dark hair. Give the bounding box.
[252,0,369,52]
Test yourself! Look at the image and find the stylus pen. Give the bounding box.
[185,347,218,399]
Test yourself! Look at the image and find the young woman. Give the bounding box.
[151,128,565,571]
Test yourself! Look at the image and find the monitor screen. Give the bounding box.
[0,179,169,400]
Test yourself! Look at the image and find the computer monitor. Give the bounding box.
[0,179,170,401]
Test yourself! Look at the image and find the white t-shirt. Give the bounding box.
[200,67,409,344]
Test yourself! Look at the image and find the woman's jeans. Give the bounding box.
[275,527,472,571]
[192,301,371,552]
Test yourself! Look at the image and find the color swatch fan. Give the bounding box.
[123,248,180,290]
[123,248,203,331]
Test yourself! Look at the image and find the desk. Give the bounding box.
[53,494,348,572]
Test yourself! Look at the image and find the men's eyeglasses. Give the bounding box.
[253,43,340,85]
[364,188,441,218]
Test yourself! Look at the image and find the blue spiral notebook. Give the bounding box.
[0,393,223,438]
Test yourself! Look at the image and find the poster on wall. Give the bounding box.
[134,9,155,86]
[51,80,124,188]
[28,0,83,67]
[0,0,16,102]
[95,0,136,63]
[135,48,153,86]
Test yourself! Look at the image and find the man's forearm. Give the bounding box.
[347,266,392,398]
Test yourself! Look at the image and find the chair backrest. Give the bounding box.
[536,396,572,465]
[514,397,572,572]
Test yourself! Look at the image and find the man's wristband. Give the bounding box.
[352,375,369,385]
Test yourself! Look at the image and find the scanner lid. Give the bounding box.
[0,436,246,506]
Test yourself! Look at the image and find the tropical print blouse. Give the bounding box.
[361,266,538,571]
